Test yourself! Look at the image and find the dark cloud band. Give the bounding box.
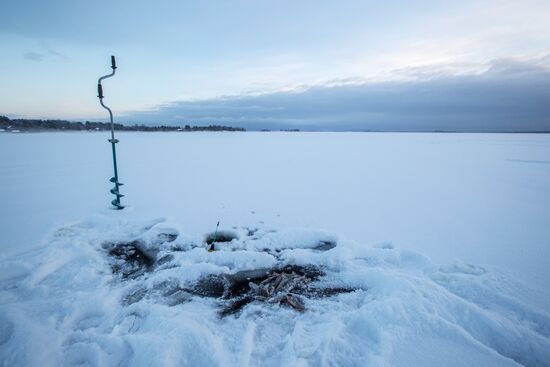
[122,58,550,132]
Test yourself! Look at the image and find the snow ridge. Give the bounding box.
[1,217,549,367]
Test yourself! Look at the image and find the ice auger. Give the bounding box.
[97,56,124,209]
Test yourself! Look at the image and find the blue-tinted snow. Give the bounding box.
[1,132,549,366]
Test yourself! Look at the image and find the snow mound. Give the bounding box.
[1,217,549,367]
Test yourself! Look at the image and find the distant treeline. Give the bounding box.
[0,116,245,132]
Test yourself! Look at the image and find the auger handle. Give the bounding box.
[98,83,104,99]
[111,55,117,70]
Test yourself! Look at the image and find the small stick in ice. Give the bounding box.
[208,221,220,252]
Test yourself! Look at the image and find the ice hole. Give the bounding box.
[205,230,239,245]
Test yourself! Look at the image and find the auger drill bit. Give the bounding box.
[98,56,125,209]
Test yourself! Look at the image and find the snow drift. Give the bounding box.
[1,216,549,366]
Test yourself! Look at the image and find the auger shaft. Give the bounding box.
[98,55,124,209]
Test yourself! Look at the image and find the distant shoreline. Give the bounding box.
[2,129,549,134]
[1,116,548,134]
[0,116,245,133]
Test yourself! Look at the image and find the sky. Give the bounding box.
[0,0,549,131]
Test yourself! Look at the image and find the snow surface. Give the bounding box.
[1,217,550,366]
[1,132,550,366]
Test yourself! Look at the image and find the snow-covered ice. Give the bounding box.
[1,132,549,366]
[1,217,549,366]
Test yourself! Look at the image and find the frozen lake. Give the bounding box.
[1,131,549,301]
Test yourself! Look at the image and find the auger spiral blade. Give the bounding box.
[111,199,124,210]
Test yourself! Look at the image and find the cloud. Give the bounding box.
[23,48,68,62]
[46,48,68,60]
[23,52,45,61]
[122,57,550,132]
